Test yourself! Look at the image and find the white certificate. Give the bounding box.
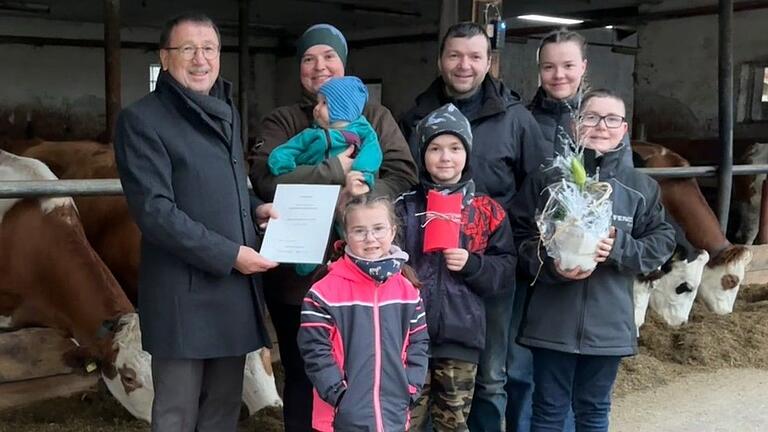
[259,184,341,264]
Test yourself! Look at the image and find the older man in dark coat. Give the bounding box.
[114,13,277,432]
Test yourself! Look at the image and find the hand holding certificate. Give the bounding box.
[259,184,341,264]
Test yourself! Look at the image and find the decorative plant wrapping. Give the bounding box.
[536,128,613,273]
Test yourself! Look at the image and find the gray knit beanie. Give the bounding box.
[296,24,348,66]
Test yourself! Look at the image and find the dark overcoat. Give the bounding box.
[114,72,270,358]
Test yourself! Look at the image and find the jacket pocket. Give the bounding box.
[436,281,486,350]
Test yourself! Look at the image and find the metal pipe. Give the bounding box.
[239,0,250,146]
[0,179,258,198]
[5,163,768,198]
[638,164,768,178]
[716,0,734,231]
[0,179,124,198]
[103,0,121,143]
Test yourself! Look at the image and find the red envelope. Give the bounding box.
[423,190,463,253]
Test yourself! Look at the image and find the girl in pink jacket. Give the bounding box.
[298,194,429,431]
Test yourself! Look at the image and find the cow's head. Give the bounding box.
[242,348,282,415]
[633,279,653,333]
[649,250,709,327]
[633,245,693,331]
[698,245,753,314]
[101,313,153,422]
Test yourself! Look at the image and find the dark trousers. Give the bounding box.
[151,355,246,432]
[467,289,517,432]
[530,348,621,432]
[503,283,534,432]
[267,300,313,432]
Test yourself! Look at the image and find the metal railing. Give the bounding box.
[4,163,768,199]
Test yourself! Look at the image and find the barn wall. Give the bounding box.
[635,8,768,140]
[2,15,636,144]
[0,16,277,142]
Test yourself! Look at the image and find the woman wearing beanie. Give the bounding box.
[248,23,417,432]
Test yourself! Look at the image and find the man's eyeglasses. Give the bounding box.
[346,226,392,242]
[164,45,220,60]
[579,113,626,129]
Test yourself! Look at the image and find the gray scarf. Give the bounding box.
[158,71,234,142]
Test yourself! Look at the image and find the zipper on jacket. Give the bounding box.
[372,282,385,432]
[575,278,589,354]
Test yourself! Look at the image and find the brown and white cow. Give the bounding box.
[0,149,153,420]
[732,142,768,245]
[19,140,282,416]
[632,142,753,319]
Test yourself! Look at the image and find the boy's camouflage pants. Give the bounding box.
[409,358,478,432]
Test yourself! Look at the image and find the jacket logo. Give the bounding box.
[612,214,634,227]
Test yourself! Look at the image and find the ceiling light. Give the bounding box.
[517,14,583,25]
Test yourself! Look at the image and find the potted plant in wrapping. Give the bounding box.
[536,126,613,272]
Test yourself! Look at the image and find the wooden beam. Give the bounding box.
[0,373,98,412]
[103,0,121,143]
[439,0,459,45]
[0,328,76,383]
[239,0,250,145]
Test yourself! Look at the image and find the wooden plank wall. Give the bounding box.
[0,327,98,411]
[744,244,768,285]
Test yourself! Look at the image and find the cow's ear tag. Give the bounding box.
[86,361,98,373]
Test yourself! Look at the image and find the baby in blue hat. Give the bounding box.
[268,76,382,187]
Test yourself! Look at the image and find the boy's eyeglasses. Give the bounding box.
[164,44,220,60]
[347,226,392,242]
[579,113,626,129]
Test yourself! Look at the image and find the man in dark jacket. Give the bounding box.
[400,22,549,432]
[114,13,277,432]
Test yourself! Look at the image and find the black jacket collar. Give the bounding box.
[411,75,522,123]
[528,86,581,116]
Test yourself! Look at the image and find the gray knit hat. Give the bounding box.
[296,24,348,66]
[416,103,473,153]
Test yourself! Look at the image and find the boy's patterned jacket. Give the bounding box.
[395,185,516,363]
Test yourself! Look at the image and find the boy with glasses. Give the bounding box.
[395,103,516,432]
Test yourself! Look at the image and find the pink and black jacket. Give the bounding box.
[298,252,429,431]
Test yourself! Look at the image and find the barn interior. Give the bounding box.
[3,1,768,430]
[2,0,767,147]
